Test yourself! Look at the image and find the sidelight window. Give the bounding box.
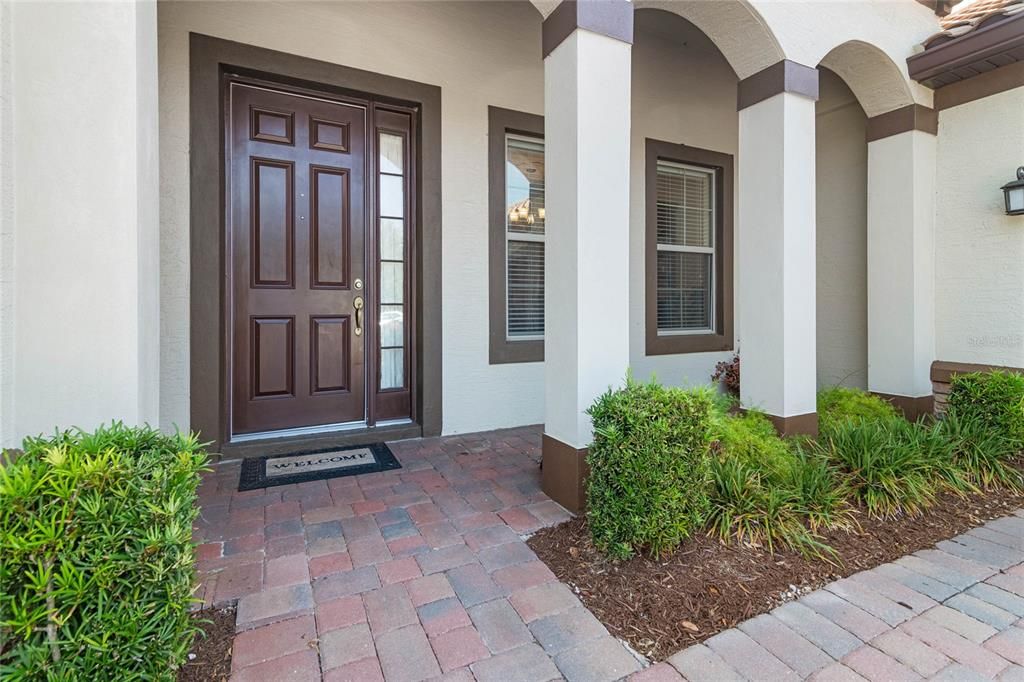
[378,131,406,390]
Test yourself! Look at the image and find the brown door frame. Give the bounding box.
[190,34,442,455]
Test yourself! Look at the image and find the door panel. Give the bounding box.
[229,82,367,435]
[251,160,294,287]
[310,166,350,288]
[252,317,294,398]
[311,316,351,394]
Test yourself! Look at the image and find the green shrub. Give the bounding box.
[712,409,792,476]
[947,370,1024,450]
[0,423,207,680]
[814,416,940,517]
[586,378,713,559]
[818,386,899,434]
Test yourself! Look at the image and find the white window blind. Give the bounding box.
[505,135,545,340]
[656,161,715,334]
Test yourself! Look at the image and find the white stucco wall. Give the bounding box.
[815,68,868,390]
[738,91,818,419]
[2,1,160,446]
[628,9,738,388]
[867,129,937,399]
[544,30,632,449]
[752,0,937,113]
[0,0,14,446]
[935,88,1024,368]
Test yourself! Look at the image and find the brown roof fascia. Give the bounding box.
[908,12,1024,83]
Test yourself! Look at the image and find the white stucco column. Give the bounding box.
[541,2,632,512]
[867,119,937,419]
[737,62,819,435]
[3,1,160,445]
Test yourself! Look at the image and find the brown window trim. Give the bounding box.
[488,106,545,364]
[645,138,734,356]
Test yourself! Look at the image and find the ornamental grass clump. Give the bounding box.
[0,423,208,681]
[813,415,941,518]
[706,407,851,555]
[586,378,714,559]
[936,409,1023,491]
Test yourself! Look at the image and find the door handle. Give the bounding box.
[353,296,364,336]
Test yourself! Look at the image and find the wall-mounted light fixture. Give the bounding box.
[1001,167,1024,216]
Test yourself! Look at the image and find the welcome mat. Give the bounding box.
[238,442,400,491]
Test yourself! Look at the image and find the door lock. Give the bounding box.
[353,296,364,336]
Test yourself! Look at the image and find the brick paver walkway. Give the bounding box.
[193,426,642,681]
[194,425,1024,681]
[646,511,1024,682]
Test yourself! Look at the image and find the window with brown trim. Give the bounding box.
[489,106,545,364]
[645,138,734,356]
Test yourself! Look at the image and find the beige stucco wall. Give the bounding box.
[815,68,868,389]
[158,0,548,436]
[935,87,1024,368]
[159,1,758,436]
[628,8,738,388]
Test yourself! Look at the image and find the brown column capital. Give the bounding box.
[542,0,634,59]
[737,60,819,111]
[866,104,938,142]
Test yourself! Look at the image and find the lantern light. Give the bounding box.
[1001,166,1024,216]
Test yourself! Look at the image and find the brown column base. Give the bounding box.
[765,411,819,438]
[872,392,935,422]
[541,434,588,515]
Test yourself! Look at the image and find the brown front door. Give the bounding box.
[229,82,367,435]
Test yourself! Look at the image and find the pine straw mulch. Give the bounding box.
[177,605,235,682]
[527,487,1024,661]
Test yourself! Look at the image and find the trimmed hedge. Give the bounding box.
[948,370,1024,450]
[0,423,207,680]
[586,378,713,559]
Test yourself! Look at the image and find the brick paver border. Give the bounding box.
[655,510,1024,681]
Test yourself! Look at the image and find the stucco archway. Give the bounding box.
[633,0,784,79]
[819,40,917,117]
[530,0,784,79]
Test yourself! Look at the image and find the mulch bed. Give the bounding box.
[177,606,235,682]
[527,487,1024,661]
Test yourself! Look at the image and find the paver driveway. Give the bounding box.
[192,426,641,681]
